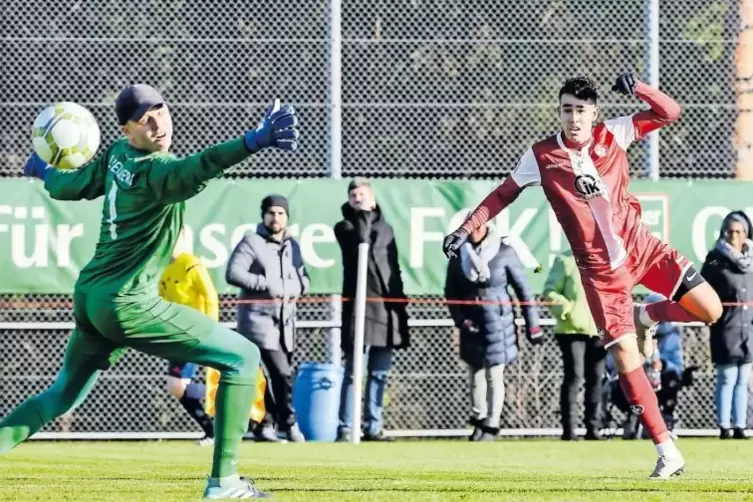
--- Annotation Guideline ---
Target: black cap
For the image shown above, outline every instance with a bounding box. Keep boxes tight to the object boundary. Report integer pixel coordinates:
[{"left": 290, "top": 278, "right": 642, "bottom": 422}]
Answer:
[
  {"left": 115, "top": 84, "right": 166, "bottom": 125},
  {"left": 261, "top": 195, "right": 289, "bottom": 217}
]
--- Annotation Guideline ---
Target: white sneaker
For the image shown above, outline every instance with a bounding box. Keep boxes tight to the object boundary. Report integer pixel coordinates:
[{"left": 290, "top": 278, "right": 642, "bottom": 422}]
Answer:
[
  {"left": 197, "top": 436, "right": 215, "bottom": 447},
  {"left": 203, "top": 476, "right": 270, "bottom": 499},
  {"left": 648, "top": 452, "right": 685, "bottom": 480},
  {"left": 634, "top": 304, "right": 656, "bottom": 358}
]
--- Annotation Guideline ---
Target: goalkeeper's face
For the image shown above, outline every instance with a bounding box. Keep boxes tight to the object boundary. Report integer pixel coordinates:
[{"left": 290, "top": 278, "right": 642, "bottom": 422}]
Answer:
[
  {"left": 122, "top": 104, "right": 173, "bottom": 153},
  {"left": 558, "top": 94, "right": 599, "bottom": 144}
]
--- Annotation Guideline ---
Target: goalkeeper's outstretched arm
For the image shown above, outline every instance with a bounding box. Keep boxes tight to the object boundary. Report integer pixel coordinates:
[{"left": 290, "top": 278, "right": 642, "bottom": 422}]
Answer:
[{"left": 146, "top": 102, "right": 299, "bottom": 204}]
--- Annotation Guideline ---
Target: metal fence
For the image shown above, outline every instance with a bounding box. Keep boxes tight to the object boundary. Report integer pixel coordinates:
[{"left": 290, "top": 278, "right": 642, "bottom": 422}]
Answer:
[
  {"left": 0, "top": 0, "right": 740, "bottom": 179},
  {"left": 0, "top": 0, "right": 745, "bottom": 437},
  {"left": 0, "top": 294, "right": 737, "bottom": 437}
]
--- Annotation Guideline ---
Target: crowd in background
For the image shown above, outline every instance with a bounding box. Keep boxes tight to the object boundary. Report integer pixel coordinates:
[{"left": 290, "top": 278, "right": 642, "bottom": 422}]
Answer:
[{"left": 168, "top": 180, "right": 753, "bottom": 442}]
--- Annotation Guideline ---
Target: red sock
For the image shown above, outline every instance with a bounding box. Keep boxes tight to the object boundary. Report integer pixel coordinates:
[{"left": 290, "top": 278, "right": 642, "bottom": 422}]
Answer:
[
  {"left": 645, "top": 300, "right": 702, "bottom": 324},
  {"left": 619, "top": 368, "right": 669, "bottom": 444}
]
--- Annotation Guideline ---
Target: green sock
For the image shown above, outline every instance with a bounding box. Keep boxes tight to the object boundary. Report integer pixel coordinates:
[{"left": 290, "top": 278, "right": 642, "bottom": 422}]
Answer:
[
  {"left": 212, "top": 374, "right": 257, "bottom": 478},
  {"left": 0, "top": 396, "right": 48, "bottom": 454},
  {"left": 0, "top": 367, "right": 100, "bottom": 455}
]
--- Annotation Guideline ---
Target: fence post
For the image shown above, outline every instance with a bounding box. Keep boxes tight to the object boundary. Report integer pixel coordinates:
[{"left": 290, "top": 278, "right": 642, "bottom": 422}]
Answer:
[
  {"left": 326, "top": 0, "right": 343, "bottom": 365},
  {"left": 646, "top": 0, "right": 660, "bottom": 181},
  {"left": 350, "top": 242, "right": 370, "bottom": 444}
]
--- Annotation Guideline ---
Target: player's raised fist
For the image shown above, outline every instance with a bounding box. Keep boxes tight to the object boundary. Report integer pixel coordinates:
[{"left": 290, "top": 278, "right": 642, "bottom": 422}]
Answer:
[
  {"left": 442, "top": 228, "right": 469, "bottom": 259},
  {"left": 244, "top": 99, "right": 300, "bottom": 153},
  {"left": 612, "top": 72, "right": 638, "bottom": 96}
]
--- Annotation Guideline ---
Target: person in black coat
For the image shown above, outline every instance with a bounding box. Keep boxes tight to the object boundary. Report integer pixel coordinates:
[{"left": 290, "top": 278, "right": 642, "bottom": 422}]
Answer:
[
  {"left": 444, "top": 222, "right": 542, "bottom": 441},
  {"left": 701, "top": 210, "right": 753, "bottom": 440},
  {"left": 334, "top": 178, "right": 409, "bottom": 442}
]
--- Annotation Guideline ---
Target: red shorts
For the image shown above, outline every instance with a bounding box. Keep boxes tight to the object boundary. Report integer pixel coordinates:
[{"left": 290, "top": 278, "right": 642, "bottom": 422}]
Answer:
[{"left": 580, "top": 233, "right": 693, "bottom": 349}]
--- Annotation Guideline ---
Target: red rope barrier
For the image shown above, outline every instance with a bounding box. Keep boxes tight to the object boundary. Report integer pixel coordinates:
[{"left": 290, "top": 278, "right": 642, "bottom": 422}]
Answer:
[{"left": 0, "top": 296, "right": 751, "bottom": 309}]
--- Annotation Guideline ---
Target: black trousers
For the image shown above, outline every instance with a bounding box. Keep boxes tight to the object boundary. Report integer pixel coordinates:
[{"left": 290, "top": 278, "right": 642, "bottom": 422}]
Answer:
[
  {"left": 556, "top": 334, "right": 607, "bottom": 433},
  {"left": 259, "top": 348, "right": 297, "bottom": 430}
]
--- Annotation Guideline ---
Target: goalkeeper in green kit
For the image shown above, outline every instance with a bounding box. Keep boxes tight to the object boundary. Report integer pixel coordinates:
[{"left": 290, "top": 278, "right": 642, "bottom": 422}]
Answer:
[{"left": 4, "top": 84, "right": 299, "bottom": 499}]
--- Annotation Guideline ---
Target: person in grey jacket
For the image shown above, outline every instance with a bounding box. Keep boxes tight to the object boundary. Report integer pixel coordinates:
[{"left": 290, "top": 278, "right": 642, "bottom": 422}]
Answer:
[
  {"left": 701, "top": 210, "right": 753, "bottom": 440},
  {"left": 226, "top": 194, "right": 310, "bottom": 442},
  {"left": 444, "top": 221, "right": 542, "bottom": 441}
]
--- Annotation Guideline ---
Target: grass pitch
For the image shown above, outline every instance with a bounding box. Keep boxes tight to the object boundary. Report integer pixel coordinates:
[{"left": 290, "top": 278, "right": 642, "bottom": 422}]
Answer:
[{"left": 1, "top": 439, "right": 752, "bottom": 501}]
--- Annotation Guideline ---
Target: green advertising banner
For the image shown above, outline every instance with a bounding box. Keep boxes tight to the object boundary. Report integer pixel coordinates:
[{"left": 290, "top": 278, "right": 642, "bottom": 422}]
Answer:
[{"left": 1, "top": 178, "right": 752, "bottom": 295}]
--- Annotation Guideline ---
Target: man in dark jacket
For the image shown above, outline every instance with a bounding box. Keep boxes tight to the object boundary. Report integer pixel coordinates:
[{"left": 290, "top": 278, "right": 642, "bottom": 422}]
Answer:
[
  {"left": 335, "top": 178, "right": 409, "bottom": 442},
  {"left": 445, "top": 222, "right": 541, "bottom": 441},
  {"left": 226, "top": 194, "right": 310, "bottom": 442},
  {"left": 701, "top": 210, "right": 753, "bottom": 440}
]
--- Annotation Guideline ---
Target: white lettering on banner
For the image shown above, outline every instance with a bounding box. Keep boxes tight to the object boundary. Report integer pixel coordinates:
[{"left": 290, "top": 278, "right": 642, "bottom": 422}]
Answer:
[
  {"left": 300, "top": 224, "right": 336, "bottom": 268},
  {"left": 7, "top": 205, "right": 47, "bottom": 268},
  {"left": 12, "top": 224, "right": 48, "bottom": 268},
  {"left": 494, "top": 208, "right": 538, "bottom": 268},
  {"left": 692, "top": 206, "right": 729, "bottom": 263},
  {"left": 410, "top": 207, "right": 445, "bottom": 268},
  {"left": 199, "top": 224, "right": 228, "bottom": 268},
  {"left": 2, "top": 206, "right": 86, "bottom": 269},
  {"left": 54, "top": 224, "right": 84, "bottom": 267},
  {"left": 187, "top": 222, "right": 339, "bottom": 270}
]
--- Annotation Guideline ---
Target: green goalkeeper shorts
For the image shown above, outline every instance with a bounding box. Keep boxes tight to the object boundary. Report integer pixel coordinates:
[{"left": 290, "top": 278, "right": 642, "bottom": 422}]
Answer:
[{"left": 70, "top": 291, "right": 234, "bottom": 370}]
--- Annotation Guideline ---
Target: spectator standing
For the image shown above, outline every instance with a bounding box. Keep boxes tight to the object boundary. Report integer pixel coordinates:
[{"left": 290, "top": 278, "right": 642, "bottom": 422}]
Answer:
[
  {"left": 445, "top": 221, "right": 542, "bottom": 441},
  {"left": 334, "top": 179, "right": 409, "bottom": 442},
  {"left": 543, "top": 250, "right": 606, "bottom": 441},
  {"left": 701, "top": 210, "right": 753, "bottom": 440},
  {"left": 226, "top": 195, "right": 310, "bottom": 442}
]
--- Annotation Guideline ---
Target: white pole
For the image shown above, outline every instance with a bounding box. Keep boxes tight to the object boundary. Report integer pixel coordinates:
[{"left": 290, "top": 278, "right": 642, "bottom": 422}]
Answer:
[
  {"left": 350, "top": 242, "right": 370, "bottom": 444},
  {"left": 647, "top": 0, "right": 660, "bottom": 181},
  {"left": 327, "top": 0, "right": 343, "bottom": 365},
  {"left": 327, "top": 0, "right": 342, "bottom": 179}
]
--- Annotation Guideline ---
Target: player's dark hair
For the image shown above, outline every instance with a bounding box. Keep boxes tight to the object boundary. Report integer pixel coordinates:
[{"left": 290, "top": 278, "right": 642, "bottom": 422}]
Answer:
[{"left": 559, "top": 77, "right": 599, "bottom": 103}]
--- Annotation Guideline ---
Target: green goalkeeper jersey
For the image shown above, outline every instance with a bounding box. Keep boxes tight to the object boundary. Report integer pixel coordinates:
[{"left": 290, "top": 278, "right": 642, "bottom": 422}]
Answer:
[{"left": 43, "top": 136, "right": 250, "bottom": 299}]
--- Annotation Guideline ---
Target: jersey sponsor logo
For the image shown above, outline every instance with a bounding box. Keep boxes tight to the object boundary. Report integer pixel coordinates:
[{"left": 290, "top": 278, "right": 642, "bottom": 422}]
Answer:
[
  {"left": 544, "top": 162, "right": 566, "bottom": 170},
  {"left": 594, "top": 144, "right": 608, "bottom": 157},
  {"left": 108, "top": 156, "right": 134, "bottom": 187},
  {"left": 574, "top": 174, "right": 606, "bottom": 200}
]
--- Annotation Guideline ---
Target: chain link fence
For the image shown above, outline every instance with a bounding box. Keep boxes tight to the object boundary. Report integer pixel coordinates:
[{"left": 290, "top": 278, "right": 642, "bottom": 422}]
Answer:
[
  {"left": 0, "top": 0, "right": 740, "bottom": 178},
  {"left": 0, "top": 0, "right": 744, "bottom": 436},
  {"left": 0, "top": 294, "right": 732, "bottom": 435}
]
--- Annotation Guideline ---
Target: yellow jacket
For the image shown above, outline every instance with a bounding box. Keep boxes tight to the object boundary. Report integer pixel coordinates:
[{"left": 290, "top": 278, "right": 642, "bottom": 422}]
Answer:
[
  {"left": 158, "top": 253, "right": 219, "bottom": 321},
  {"left": 159, "top": 252, "right": 266, "bottom": 422},
  {"left": 543, "top": 251, "right": 598, "bottom": 336}
]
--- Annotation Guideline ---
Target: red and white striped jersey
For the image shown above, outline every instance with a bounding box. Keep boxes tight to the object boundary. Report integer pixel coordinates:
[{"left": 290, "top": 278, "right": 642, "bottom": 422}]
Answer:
[
  {"left": 459, "top": 82, "right": 681, "bottom": 275},
  {"left": 514, "top": 115, "right": 651, "bottom": 273}
]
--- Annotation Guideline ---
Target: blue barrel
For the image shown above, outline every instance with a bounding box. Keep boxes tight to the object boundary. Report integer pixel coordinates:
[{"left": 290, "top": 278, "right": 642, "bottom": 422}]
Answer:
[{"left": 293, "top": 362, "right": 344, "bottom": 442}]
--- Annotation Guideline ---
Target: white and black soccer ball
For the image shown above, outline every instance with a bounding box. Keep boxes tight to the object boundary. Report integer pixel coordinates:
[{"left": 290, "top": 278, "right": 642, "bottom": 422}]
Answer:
[{"left": 31, "top": 102, "right": 101, "bottom": 169}]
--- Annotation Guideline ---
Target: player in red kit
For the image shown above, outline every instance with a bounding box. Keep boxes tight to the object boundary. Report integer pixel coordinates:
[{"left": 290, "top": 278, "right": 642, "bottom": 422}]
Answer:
[{"left": 443, "top": 73, "right": 722, "bottom": 479}]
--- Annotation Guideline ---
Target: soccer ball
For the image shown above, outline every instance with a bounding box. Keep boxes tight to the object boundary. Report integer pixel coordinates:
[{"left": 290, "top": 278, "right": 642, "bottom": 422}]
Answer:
[{"left": 31, "top": 102, "right": 101, "bottom": 170}]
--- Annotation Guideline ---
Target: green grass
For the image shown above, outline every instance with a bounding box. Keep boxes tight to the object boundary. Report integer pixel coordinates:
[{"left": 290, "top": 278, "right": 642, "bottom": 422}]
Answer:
[{"left": 1, "top": 439, "right": 753, "bottom": 501}]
